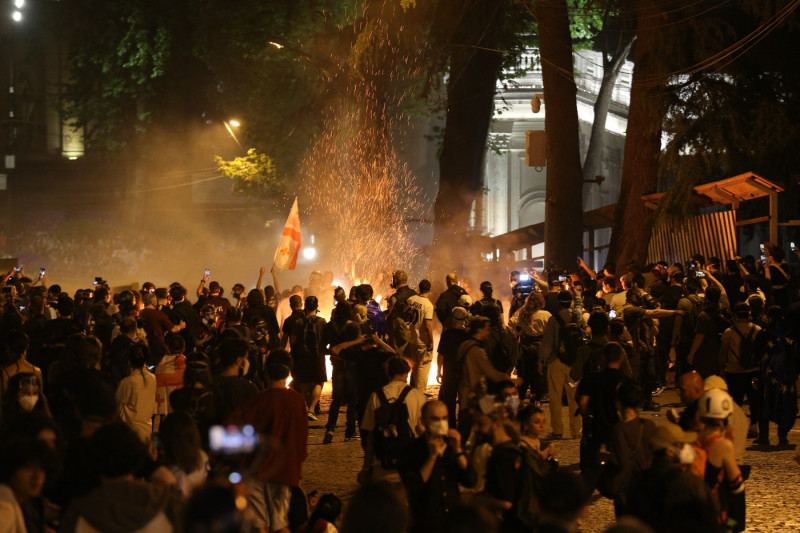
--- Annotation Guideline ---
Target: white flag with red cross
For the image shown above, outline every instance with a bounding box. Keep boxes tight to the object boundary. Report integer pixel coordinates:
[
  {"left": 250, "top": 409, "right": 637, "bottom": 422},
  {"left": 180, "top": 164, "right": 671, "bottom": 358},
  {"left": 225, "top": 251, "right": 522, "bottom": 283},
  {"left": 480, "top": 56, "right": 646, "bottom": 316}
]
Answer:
[{"left": 273, "top": 197, "right": 301, "bottom": 272}]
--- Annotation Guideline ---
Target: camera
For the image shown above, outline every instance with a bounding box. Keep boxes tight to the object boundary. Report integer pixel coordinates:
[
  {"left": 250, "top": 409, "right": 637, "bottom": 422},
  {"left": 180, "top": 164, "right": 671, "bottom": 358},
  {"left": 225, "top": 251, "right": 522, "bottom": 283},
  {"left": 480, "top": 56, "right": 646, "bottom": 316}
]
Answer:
[
  {"left": 209, "top": 425, "right": 259, "bottom": 455},
  {"left": 695, "top": 271, "right": 706, "bottom": 278},
  {"left": 205, "top": 268, "right": 211, "bottom": 278},
  {"left": 558, "top": 275, "right": 568, "bottom": 283},
  {"left": 608, "top": 309, "right": 617, "bottom": 319},
  {"left": 760, "top": 254, "right": 766, "bottom": 265},
  {"left": 40, "top": 267, "right": 46, "bottom": 277}
]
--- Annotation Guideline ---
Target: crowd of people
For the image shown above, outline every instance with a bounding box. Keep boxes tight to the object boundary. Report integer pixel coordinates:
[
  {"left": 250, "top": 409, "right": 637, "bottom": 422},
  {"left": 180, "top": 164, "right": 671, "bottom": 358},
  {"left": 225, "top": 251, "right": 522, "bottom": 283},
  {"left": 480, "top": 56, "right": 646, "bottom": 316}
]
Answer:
[{"left": 0, "top": 240, "right": 798, "bottom": 533}]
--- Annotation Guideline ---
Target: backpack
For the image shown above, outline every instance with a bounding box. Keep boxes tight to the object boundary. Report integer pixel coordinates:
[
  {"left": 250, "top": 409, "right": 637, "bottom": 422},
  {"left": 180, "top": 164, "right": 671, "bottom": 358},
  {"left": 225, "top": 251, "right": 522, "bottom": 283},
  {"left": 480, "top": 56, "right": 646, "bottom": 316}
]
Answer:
[
  {"left": 554, "top": 314, "right": 584, "bottom": 366},
  {"left": 487, "top": 325, "right": 519, "bottom": 373},
  {"left": 372, "top": 386, "right": 414, "bottom": 469},
  {"left": 387, "top": 289, "right": 415, "bottom": 347},
  {"left": 500, "top": 441, "right": 551, "bottom": 529},
  {"left": 732, "top": 325, "right": 758, "bottom": 370},
  {"left": 302, "top": 316, "right": 322, "bottom": 358}
]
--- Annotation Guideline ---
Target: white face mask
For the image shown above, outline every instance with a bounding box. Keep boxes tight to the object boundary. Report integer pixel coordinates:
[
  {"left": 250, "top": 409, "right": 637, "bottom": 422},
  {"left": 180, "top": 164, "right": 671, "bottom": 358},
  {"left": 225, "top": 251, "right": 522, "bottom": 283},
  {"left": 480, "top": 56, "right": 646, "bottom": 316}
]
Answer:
[
  {"left": 677, "top": 443, "right": 697, "bottom": 465},
  {"left": 507, "top": 395, "right": 521, "bottom": 412},
  {"left": 19, "top": 394, "right": 39, "bottom": 412},
  {"left": 427, "top": 420, "right": 449, "bottom": 437}
]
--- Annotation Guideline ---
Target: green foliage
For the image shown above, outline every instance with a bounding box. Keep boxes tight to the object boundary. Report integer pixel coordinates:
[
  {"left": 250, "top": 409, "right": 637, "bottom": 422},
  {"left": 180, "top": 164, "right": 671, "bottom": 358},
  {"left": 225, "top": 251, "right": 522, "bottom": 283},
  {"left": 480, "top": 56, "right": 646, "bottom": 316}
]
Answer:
[
  {"left": 656, "top": 0, "right": 800, "bottom": 223},
  {"left": 215, "top": 149, "right": 282, "bottom": 197}
]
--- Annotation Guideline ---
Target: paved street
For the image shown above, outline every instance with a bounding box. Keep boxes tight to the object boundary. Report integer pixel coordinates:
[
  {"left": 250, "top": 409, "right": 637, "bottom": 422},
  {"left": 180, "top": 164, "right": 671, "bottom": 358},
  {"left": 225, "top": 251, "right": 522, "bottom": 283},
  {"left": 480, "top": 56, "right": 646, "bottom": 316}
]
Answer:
[{"left": 302, "top": 384, "right": 800, "bottom": 532}]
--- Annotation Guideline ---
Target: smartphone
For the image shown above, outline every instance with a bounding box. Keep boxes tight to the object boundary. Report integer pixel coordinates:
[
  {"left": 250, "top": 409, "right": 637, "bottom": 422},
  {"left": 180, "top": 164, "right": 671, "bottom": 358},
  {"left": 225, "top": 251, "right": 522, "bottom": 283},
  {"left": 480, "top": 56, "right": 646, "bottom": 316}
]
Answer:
[
  {"left": 792, "top": 242, "right": 797, "bottom": 252},
  {"left": 204, "top": 269, "right": 211, "bottom": 278},
  {"left": 40, "top": 267, "right": 46, "bottom": 277},
  {"left": 14, "top": 267, "right": 20, "bottom": 272},
  {"left": 558, "top": 275, "right": 568, "bottom": 282},
  {"left": 209, "top": 425, "right": 259, "bottom": 455},
  {"left": 518, "top": 273, "right": 530, "bottom": 282},
  {"left": 608, "top": 309, "right": 617, "bottom": 319},
  {"left": 760, "top": 254, "right": 766, "bottom": 264},
  {"left": 760, "top": 243, "right": 765, "bottom": 253},
  {"left": 695, "top": 271, "right": 706, "bottom": 278}
]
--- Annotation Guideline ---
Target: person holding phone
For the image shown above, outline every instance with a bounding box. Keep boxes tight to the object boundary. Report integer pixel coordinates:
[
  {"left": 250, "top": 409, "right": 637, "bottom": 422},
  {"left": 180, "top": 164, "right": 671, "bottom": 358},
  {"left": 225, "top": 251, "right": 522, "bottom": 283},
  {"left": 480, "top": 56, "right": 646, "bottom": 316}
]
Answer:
[{"left": 398, "top": 400, "right": 476, "bottom": 533}]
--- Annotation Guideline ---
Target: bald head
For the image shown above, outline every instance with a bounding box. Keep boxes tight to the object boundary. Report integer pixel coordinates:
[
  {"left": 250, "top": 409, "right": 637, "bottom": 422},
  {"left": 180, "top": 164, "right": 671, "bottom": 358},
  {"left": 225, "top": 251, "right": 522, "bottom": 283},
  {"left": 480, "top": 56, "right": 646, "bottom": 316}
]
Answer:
[
  {"left": 421, "top": 400, "right": 448, "bottom": 426},
  {"left": 445, "top": 273, "right": 458, "bottom": 287},
  {"left": 679, "top": 371, "right": 704, "bottom": 404}
]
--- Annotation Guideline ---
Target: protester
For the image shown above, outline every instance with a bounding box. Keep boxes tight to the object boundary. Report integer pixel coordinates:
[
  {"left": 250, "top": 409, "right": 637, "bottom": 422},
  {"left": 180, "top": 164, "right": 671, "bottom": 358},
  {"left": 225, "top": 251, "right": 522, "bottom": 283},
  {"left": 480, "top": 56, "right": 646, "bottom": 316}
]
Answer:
[
  {"left": 116, "top": 342, "right": 157, "bottom": 443},
  {"left": 360, "top": 357, "right": 426, "bottom": 481},
  {"left": 398, "top": 400, "right": 476, "bottom": 533},
  {"left": 405, "top": 280, "right": 435, "bottom": 391},
  {"left": 540, "top": 289, "right": 584, "bottom": 440},
  {"left": 227, "top": 350, "right": 308, "bottom": 533}
]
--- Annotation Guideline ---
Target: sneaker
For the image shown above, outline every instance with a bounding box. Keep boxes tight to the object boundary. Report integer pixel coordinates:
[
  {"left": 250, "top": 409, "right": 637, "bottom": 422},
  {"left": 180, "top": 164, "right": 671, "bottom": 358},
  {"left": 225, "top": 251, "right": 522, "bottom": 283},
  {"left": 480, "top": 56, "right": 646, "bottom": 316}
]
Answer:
[
  {"left": 307, "top": 411, "right": 319, "bottom": 422},
  {"left": 652, "top": 387, "right": 664, "bottom": 397},
  {"left": 344, "top": 430, "right": 358, "bottom": 441},
  {"left": 323, "top": 431, "right": 334, "bottom": 445}
]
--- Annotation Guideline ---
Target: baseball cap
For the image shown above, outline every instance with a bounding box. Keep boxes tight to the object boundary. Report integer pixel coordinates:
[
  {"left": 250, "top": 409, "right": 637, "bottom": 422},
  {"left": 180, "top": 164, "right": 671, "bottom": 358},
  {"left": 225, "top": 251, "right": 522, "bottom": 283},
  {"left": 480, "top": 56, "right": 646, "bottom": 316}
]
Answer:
[{"left": 650, "top": 422, "right": 698, "bottom": 451}]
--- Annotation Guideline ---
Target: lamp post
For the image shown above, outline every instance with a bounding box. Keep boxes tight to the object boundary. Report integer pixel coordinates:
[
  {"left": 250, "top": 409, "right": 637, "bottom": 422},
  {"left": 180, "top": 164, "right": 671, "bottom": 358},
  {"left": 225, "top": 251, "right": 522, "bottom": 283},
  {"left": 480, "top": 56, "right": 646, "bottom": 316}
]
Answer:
[{"left": 223, "top": 119, "right": 244, "bottom": 152}]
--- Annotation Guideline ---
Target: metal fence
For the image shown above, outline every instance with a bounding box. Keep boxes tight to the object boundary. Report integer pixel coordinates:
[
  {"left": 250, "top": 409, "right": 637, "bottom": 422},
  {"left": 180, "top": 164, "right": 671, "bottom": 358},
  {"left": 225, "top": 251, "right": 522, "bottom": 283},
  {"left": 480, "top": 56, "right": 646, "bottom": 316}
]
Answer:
[{"left": 647, "top": 210, "right": 738, "bottom": 265}]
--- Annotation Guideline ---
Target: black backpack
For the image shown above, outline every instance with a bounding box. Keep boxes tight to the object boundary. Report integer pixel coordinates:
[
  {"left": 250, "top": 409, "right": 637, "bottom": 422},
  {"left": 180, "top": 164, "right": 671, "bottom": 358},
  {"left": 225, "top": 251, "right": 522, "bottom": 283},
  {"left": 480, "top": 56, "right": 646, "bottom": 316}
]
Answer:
[
  {"left": 554, "top": 314, "right": 584, "bottom": 366},
  {"left": 373, "top": 386, "right": 414, "bottom": 469},
  {"left": 497, "top": 441, "right": 550, "bottom": 530},
  {"left": 733, "top": 325, "right": 758, "bottom": 370},
  {"left": 487, "top": 325, "right": 519, "bottom": 373},
  {"left": 302, "top": 316, "right": 322, "bottom": 358}
]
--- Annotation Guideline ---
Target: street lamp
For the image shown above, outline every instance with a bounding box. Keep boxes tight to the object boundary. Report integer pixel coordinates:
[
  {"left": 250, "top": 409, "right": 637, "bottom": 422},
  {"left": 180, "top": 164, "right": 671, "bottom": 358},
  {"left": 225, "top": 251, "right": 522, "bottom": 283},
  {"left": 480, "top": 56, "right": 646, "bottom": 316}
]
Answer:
[
  {"left": 223, "top": 119, "right": 244, "bottom": 152},
  {"left": 303, "top": 235, "right": 317, "bottom": 261}
]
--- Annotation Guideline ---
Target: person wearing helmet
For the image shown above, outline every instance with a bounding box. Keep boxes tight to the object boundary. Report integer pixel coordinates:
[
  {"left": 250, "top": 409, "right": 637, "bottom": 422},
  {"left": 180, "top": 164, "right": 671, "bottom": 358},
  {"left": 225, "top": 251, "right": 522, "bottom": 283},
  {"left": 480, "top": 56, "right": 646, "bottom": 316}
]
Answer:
[{"left": 697, "top": 388, "right": 746, "bottom": 532}]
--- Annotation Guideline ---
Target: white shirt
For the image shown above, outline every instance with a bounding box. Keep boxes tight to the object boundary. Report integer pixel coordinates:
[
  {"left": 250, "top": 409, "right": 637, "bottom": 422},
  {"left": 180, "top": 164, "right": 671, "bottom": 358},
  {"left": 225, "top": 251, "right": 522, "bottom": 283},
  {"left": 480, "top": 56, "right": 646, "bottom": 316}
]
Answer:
[
  {"left": 360, "top": 380, "right": 427, "bottom": 434},
  {"left": 406, "top": 294, "right": 434, "bottom": 347},
  {"left": 0, "top": 484, "right": 27, "bottom": 533},
  {"left": 117, "top": 369, "right": 157, "bottom": 443}
]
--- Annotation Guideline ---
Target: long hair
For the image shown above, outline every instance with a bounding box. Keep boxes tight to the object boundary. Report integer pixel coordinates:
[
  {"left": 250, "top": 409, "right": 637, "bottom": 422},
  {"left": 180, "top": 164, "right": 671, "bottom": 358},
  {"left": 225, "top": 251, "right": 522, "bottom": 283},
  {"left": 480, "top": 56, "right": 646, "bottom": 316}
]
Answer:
[{"left": 159, "top": 411, "right": 204, "bottom": 474}]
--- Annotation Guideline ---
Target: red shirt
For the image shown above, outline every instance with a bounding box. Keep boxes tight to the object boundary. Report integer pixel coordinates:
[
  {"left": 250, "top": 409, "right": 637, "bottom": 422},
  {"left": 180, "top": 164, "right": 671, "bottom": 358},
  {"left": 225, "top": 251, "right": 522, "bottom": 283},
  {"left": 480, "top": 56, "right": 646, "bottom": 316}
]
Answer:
[
  {"left": 140, "top": 308, "right": 175, "bottom": 341},
  {"left": 228, "top": 387, "right": 308, "bottom": 486}
]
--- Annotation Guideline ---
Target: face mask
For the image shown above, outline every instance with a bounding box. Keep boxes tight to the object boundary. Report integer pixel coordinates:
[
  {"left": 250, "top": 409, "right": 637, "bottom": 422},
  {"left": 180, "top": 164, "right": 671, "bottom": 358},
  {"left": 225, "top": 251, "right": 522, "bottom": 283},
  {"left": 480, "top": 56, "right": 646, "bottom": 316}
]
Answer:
[
  {"left": 507, "top": 395, "right": 521, "bottom": 412},
  {"left": 427, "top": 420, "right": 449, "bottom": 437},
  {"left": 678, "top": 443, "right": 697, "bottom": 465},
  {"left": 19, "top": 394, "right": 39, "bottom": 411}
]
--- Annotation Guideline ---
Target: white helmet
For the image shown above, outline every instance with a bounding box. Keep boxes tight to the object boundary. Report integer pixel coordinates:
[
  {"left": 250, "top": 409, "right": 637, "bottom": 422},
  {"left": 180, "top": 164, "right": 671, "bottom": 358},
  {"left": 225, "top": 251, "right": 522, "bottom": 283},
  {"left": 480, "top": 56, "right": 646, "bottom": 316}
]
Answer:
[{"left": 698, "top": 388, "right": 734, "bottom": 420}]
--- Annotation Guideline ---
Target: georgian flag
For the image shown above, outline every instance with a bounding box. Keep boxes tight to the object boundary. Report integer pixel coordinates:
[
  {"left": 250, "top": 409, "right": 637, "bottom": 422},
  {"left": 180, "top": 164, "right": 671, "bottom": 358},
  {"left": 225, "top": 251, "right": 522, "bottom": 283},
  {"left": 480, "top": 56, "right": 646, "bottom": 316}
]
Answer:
[{"left": 273, "top": 197, "right": 301, "bottom": 272}]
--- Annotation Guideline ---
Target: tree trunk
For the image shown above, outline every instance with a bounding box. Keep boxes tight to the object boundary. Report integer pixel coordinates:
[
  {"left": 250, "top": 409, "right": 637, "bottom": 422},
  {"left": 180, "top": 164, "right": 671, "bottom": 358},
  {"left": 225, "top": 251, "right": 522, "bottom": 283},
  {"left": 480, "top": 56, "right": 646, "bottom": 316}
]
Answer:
[
  {"left": 608, "top": 0, "right": 665, "bottom": 269},
  {"left": 536, "top": 0, "right": 584, "bottom": 269},
  {"left": 582, "top": 33, "right": 635, "bottom": 184},
  {"left": 430, "top": 0, "right": 512, "bottom": 278}
]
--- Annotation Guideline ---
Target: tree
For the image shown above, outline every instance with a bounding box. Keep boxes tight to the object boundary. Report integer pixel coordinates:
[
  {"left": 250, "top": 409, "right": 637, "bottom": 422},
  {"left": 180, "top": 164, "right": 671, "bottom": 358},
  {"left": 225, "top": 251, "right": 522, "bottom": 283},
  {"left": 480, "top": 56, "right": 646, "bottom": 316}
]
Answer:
[
  {"left": 609, "top": 0, "right": 800, "bottom": 265},
  {"left": 428, "top": 0, "right": 533, "bottom": 277},
  {"left": 607, "top": 0, "right": 665, "bottom": 268},
  {"left": 536, "top": 0, "right": 586, "bottom": 268}
]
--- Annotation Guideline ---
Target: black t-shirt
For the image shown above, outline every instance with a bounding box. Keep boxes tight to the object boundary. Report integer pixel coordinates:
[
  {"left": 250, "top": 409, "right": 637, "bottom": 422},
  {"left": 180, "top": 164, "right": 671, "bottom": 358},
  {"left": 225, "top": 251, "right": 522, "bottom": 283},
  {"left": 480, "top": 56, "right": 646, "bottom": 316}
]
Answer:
[
  {"left": 486, "top": 442, "right": 525, "bottom": 533},
  {"left": 577, "top": 368, "right": 625, "bottom": 444},
  {"left": 212, "top": 375, "right": 258, "bottom": 424}
]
